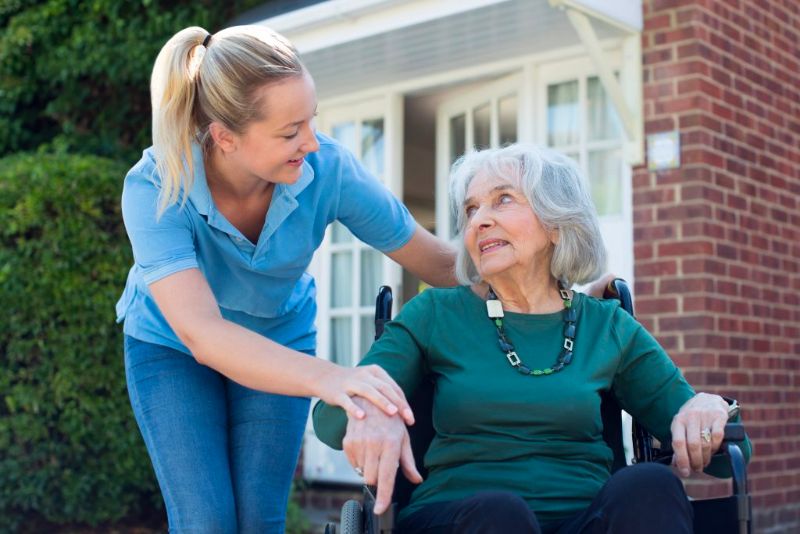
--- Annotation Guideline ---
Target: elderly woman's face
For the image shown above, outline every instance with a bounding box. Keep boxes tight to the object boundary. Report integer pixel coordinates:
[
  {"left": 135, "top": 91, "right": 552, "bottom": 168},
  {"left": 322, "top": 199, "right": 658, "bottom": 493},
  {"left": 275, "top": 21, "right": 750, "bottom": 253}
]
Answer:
[{"left": 463, "top": 171, "right": 554, "bottom": 281}]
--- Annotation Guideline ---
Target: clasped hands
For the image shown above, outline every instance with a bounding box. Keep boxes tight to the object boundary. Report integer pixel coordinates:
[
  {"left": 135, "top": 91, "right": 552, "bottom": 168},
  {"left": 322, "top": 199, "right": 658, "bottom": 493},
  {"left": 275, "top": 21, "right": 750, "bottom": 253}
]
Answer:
[{"left": 343, "top": 397, "right": 422, "bottom": 515}]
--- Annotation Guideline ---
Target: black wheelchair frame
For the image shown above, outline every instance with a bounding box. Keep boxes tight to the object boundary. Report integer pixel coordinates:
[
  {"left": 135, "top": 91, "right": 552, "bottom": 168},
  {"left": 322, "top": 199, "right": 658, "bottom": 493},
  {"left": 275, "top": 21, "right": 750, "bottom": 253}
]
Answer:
[{"left": 325, "top": 280, "right": 751, "bottom": 534}]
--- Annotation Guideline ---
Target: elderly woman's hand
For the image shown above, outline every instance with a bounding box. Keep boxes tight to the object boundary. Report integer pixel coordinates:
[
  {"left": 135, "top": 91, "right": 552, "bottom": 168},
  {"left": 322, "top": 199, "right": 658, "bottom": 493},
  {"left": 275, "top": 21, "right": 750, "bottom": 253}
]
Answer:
[
  {"left": 343, "top": 397, "right": 423, "bottom": 514},
  {"left": 670, "top": 392, "right": 730, "bottom": 477}
]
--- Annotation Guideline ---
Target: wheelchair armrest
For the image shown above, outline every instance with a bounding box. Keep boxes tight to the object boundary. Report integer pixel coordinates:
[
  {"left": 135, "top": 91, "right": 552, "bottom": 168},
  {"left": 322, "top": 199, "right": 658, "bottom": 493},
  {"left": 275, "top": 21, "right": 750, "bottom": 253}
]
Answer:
[
  {"left": 719, "top": 423, "right": 748, "bottom": 499},
  {"left": 649, "top": 422, "right": 748, "bottom": 493},
  {"left": 722, "top": 422, "right": 746, "bottom": 442}
]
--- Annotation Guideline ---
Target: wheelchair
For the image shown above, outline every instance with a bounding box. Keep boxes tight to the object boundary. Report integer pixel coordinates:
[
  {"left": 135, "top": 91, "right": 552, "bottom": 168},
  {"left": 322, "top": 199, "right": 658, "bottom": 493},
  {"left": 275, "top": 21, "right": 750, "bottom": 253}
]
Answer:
[{"left": 324, "top": 279, "right": 751, "bottom": 534}]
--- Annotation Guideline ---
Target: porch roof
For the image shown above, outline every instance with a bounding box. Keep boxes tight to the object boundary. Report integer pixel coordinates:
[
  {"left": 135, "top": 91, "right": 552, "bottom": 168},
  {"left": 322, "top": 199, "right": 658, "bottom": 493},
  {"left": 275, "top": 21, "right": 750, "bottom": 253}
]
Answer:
[{"left": 243, "top": 0, "right": 637, "bottom": 100}]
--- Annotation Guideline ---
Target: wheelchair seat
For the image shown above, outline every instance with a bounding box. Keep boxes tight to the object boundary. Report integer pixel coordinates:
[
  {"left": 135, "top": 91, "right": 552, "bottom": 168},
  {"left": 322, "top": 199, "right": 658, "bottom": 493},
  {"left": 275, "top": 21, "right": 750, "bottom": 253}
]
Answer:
[{"left": 325, "top": 280, "right": 751, "bottom": 534}]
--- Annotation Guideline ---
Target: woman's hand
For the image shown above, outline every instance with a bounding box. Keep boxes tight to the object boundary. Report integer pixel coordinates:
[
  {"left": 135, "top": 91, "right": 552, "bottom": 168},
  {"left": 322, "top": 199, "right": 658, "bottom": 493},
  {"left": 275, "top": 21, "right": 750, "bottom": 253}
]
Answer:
[
  {"left": 316, "top": 364, "right": 416, "bottom": 425},
  {"left": 670, "top": 392, "right": 729, "bottom": 477},
  {"left": 586, "top": 273, "right": 617, "bottom": 298},
  {"left": 343, "top": 397, "right": 423, "bottom": 515}
]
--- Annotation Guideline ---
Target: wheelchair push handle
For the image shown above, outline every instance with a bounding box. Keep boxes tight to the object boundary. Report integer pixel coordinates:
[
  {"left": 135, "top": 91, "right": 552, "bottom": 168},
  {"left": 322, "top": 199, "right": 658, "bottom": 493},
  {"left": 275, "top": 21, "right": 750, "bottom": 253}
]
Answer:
[
  {"left": 603, "top": 278, "right": 635, "bottom": 317},
  {"left": 375, "top": 286, "right": 393, "bottom": 340}
]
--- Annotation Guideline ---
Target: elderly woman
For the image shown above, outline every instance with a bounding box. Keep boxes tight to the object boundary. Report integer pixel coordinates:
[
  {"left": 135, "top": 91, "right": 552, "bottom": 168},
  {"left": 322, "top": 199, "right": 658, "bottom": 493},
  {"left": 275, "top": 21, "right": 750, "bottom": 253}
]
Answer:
[{"left": 313, "top": 144, "right": 749, "bottom": 534}]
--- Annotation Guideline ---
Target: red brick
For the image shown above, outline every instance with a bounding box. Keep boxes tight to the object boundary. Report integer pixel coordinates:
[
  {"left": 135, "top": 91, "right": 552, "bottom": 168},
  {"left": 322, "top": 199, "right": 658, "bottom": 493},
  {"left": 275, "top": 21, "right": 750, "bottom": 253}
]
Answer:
[
  {"left": 636, "top": 1, "right": 799, "bottom": 529},
  {"left": 657, "top": 240, "right": 714, "bottom": 256}
]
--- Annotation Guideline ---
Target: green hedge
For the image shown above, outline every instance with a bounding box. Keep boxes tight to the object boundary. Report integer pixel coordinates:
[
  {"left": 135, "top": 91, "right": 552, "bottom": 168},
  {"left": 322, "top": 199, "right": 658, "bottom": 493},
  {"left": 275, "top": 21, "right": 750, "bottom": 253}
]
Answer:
[
  {"left": 0, "top": 153, "right": 312, "bottom": 532},
  {"left": 0, "top": 153, "right": 158, "bottom": 529},
  {"left": 0, "top": 0, "right": 263, "bottom": 162}
]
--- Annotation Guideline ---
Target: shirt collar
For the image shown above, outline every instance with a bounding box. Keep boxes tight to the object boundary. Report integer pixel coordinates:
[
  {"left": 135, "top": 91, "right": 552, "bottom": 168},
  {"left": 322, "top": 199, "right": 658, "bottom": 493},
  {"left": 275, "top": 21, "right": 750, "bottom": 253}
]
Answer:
[
  {"left": 187, "top": 144, "right": 316, "bottom": 212},
  {"left": 279, "top": 158, "right": 315, "bottom": 198}
]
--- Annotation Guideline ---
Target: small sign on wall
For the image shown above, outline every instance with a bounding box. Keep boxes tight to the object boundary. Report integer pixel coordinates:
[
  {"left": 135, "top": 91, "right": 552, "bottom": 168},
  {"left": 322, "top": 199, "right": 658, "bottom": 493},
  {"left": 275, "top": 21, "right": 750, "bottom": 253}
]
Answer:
[{"left": 647, "top": 131, "right": 680, "bottom": 171}]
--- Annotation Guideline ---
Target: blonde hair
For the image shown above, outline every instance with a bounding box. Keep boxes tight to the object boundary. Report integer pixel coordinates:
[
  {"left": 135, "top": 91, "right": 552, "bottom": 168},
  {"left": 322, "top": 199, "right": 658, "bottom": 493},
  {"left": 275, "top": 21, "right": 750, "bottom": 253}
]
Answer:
[
  {"left": 150, "top": 25, "right": 304, "bottom": 216},
  {"left": 449, "top": 144, "right": 607, "bottom": 287}
]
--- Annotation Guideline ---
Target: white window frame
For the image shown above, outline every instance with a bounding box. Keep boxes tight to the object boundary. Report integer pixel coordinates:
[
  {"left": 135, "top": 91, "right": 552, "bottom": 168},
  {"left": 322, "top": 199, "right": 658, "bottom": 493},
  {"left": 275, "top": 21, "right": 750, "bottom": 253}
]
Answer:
[{"left": 536, "top": 55, "right": 634, "bottom": 287}]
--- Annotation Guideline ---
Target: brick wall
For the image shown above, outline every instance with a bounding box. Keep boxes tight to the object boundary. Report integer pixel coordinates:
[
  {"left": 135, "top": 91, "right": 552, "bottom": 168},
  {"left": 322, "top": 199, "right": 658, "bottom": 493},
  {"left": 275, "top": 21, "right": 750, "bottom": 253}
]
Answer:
[{"left": 637, "top": 0, "right": 800, "bottom": 531}]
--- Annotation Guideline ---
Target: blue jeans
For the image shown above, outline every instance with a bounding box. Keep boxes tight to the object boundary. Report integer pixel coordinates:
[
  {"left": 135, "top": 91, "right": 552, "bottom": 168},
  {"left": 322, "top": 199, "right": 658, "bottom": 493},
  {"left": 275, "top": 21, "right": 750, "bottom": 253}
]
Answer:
[{"left": 124, "top": 336, "right": 311, "bottom": 533}]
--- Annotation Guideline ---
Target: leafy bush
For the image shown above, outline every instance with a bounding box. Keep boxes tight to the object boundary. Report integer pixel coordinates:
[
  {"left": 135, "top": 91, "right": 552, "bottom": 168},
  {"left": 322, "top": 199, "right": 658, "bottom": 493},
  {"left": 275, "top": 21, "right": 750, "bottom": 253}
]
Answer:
[
  {"left": 0, "top": 152, "right": 157, "bottom": 528},
  {"left": 0, "top": 0, "right": 262, "bottom": 161},
  {"left": 0, "top": 152, "right": 313, "bottom": 532}
]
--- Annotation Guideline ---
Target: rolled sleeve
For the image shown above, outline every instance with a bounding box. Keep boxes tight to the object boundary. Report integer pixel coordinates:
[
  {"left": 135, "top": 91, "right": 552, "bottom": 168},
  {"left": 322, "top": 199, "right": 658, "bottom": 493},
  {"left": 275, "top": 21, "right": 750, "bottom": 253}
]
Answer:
[{"left": 121, "top": 173, "right": 198, "bottom": 285}]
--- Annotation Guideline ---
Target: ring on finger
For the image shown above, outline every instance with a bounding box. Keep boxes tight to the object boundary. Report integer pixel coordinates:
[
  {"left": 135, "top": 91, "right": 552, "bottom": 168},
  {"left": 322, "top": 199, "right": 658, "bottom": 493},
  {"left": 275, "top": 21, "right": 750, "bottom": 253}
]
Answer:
[
  {"left": 700, "top": 427, "right": 712, "bottom": 444},
  {"left": 354, "top": 466, "right": 364, "bottom": 477}
]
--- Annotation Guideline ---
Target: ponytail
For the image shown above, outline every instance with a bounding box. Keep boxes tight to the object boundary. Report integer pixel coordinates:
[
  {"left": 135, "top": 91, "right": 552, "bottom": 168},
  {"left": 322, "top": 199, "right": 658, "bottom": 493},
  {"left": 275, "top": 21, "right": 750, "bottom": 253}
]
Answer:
[
  {"left": 149, "top": 24, "right": 304, "bottom": 218},
  {"left": 150, "top": 26, "right": 207, "bottom": 217}
]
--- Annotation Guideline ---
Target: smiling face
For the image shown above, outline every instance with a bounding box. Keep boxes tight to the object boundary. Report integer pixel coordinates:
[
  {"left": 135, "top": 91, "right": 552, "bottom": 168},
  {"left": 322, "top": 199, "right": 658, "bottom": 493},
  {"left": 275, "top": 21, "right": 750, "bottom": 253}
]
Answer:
[
  {"left": 222, "top": 70, "right": 320, "bottom": 185},
  {"left": 462, "top": 171, "right": 555, "bottom": 284}
]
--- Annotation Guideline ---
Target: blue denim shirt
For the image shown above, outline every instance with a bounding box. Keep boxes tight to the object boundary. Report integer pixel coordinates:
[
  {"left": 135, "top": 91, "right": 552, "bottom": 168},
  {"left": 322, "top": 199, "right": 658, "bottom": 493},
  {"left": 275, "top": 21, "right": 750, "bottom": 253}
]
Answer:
[{"left": 116, "top": 133, "right": 415, "bottom": 354}]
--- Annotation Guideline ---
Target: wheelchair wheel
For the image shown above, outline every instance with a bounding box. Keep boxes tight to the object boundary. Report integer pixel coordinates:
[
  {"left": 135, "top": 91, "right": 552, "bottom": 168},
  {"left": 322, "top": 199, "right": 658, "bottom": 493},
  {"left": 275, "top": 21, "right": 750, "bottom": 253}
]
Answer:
[{"left": 340, "top": 499, "right": 364, "bottom": 534}]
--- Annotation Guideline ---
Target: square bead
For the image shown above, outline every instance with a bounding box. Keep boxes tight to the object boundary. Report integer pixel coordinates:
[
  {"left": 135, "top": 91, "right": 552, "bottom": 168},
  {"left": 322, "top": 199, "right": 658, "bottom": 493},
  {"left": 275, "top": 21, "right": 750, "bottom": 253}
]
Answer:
[{"left": 486, "top": 299, "right": 504, "bottom": 318}]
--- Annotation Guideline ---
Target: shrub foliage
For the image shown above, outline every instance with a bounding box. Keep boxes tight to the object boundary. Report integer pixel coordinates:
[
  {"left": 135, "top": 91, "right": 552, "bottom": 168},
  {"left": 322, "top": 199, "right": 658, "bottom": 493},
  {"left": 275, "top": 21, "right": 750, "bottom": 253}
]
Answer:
[
  {"left": 0, "top": 153, "right": 156, "bottom": 527},
  {"left": 0, "top": 0, "right": 258, "bottom": 161}
]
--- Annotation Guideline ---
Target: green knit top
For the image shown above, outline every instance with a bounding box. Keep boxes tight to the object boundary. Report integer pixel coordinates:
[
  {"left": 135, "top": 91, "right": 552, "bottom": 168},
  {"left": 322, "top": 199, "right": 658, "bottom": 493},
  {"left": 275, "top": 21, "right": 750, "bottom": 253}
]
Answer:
[{"left": 313, "top": 286, "right": 748, "bottom": 525}]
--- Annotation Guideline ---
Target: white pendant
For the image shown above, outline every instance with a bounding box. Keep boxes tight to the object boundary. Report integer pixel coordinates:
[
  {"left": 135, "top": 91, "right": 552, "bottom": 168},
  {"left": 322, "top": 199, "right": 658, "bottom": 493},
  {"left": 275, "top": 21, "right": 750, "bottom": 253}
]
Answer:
[{"left": 486, "top": 299, "right": 504, "bottom": 318}]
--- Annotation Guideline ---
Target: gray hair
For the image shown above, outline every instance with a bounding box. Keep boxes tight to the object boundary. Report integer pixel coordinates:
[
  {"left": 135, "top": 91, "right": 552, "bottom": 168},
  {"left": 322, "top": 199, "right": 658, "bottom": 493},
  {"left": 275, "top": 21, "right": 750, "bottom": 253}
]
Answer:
[{"left": 448, "top": 143, "right": 606, "bottom": 287}]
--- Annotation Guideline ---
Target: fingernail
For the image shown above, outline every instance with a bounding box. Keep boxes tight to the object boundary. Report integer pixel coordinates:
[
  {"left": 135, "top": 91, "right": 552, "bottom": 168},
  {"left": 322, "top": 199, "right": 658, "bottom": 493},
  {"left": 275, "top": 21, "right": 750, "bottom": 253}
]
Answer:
[
  {"left": 404, "top": 408, "right": 415, "bottom": 422},
  {"left": 680, "top": 468, "right": 690, "bottom": 477},
  {"left": 387, "top": 404, "right": 398, "bottom": 414},
  {"left": 356, "top": 409, "right": 365, "bottom": 419}
]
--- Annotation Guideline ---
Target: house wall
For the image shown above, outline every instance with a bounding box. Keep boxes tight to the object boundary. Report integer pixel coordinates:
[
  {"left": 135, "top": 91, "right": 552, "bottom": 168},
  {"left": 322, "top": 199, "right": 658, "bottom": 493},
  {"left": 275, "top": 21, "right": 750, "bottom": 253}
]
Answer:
[{"left": 637, "top": 1, "right": 800, "bottom": 532}]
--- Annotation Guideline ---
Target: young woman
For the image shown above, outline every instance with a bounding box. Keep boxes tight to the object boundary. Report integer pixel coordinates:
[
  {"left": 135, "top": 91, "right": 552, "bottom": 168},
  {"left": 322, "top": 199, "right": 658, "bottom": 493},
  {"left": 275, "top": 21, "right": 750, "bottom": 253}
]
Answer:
[{"left": 116, "top": 25, "right": 456, "bottom": 533}]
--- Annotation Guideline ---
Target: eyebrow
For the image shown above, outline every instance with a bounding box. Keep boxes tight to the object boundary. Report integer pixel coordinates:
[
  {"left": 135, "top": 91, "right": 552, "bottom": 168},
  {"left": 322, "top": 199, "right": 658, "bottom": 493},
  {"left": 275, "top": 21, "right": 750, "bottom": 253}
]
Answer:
[
  {"left": 463, "top": 184, "right": 516, "bottom": 207},
  {"left": 279, "top": 106, "right": 318, "bottom": 130}
]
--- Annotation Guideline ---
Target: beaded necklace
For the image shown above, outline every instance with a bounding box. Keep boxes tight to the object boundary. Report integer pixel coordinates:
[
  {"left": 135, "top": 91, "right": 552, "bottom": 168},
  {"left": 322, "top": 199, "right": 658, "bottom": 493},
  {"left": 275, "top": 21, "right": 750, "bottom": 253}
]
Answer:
[{"left": 485, "top": 282, "right": 576, "bottom": 376}]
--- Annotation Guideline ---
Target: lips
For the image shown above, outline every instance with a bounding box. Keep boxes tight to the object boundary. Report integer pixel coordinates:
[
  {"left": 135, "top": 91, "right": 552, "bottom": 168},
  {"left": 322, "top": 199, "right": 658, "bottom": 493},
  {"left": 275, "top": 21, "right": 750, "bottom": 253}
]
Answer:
[
  {"left": 478, "top": 239, "right": 509, "bottom": 253},
  {"left": 287, "top": 157, "right": 304, "bottom": 167}
]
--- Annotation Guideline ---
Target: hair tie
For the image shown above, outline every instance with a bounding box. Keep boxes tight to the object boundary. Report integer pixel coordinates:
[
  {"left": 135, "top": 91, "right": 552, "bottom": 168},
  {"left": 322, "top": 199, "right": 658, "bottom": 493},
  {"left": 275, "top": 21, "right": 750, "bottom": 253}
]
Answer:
[{"left": 202, "top": 34, "right": 212, "bottom": 47}]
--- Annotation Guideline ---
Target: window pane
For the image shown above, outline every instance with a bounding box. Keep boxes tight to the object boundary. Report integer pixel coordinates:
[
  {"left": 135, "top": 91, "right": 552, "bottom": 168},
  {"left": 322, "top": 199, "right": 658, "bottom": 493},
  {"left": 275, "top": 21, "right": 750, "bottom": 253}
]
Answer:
[
  {"left": 498, "top": 94, "right": 518, "bottom": 145},
  {"left": 449, "top": 113, "right": 466, "bottom": 165},
  {"left": 361, "top": 118, "right": 384, "bottom": 177},
  {"left": 587, "top": 77, "right": 622, "bottom": 141},
  {"left": 588, "top": 149, "right": 622, "bottom": 216},
  {"left": 331, "top": 251, "right": 353, "bottom": 307},
  {"left": 331, "top": 121, "right": 357, "bottom": 153},
  {"left": 547, "top": 81, "right": 579, "bottom": 147},
  {"left": 360, "top": 248, "right": 382, "bottom": 306},
  {"left": 473, "top": 103, "right": 491, "bottom": 150},
  {"left": 360, "top": 314, "right": 375, "bottom": 356},
  {"left": 330, "top": 317, "right": 352, "bottom": 365},
  {"left": 331, "top": 221, "right": 353, "bottom": 244}
]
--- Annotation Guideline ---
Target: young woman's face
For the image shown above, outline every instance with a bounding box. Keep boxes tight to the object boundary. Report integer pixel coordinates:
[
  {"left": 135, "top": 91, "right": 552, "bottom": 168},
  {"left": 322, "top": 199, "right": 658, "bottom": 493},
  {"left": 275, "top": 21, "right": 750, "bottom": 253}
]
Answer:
[
  {"left": 462, "top": 171, "right": 554, "bottom": 282},
  {"left": 231, "top": 71, "right": 320, "bottom": 184}
]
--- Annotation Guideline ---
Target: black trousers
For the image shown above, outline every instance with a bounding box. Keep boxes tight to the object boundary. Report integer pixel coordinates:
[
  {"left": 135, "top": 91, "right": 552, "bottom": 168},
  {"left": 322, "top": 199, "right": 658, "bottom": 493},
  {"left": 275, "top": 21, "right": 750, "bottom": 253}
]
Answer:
[{"left": 397, "top": 463, "right": 693, "bottom": 534}]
